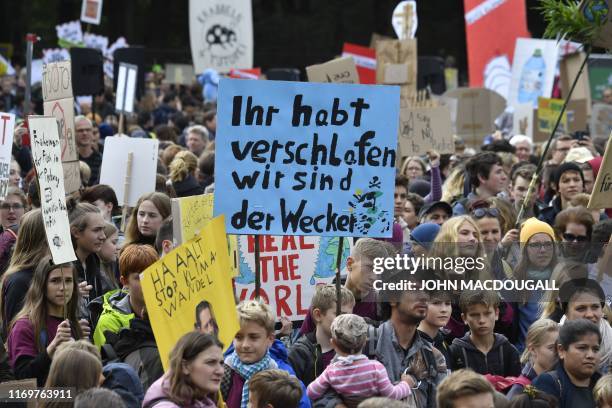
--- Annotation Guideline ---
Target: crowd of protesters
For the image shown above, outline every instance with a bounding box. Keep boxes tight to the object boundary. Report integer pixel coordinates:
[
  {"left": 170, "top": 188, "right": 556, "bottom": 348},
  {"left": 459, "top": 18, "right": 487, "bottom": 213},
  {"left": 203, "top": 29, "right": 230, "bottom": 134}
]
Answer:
[{"left": 2, "top": 60, "right": 612, "bottom": 408}]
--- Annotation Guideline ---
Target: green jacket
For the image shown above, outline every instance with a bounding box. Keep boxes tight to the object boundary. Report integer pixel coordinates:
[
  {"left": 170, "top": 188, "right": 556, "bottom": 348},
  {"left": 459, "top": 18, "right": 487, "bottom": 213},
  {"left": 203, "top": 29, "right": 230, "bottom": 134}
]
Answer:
[{"left": 93, "top": 289, "right": 135, "bottom": 347}]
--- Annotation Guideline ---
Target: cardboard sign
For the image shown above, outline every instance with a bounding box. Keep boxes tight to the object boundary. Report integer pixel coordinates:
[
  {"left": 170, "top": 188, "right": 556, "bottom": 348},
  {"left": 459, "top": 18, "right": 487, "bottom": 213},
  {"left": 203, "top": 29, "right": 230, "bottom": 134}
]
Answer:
[
  {"left": 591, "top": 103, "right": 612, "bottom": 139},
  {"left": 509, "top": 38, "right": 559, "bottom": 109},
  {"left": 42, "top": 61, "right": 80, "bottom": 194},
  {"left": 512, "top": 103, "right": 535, "bottom": 140},
  {"left": 588, "top": 131, "right": 612, "bottom": 210},
  {"left": 164, "top": 63, "right": 195, "bottom": 85},
  {"left": 306, "top": 57, "right": 359, "bottom": 84},
  {"left": 29, "top": 116, "right": 77, "bottom": 265},
  {"left": 464, "top": 0, "right": 529, "bottom": 88},
  {"left": 534, "top": 98, "right": 589, "bottom": 142},
  {"left": 398, "top": 106, "right": 454, "bottom": 155},
  {"left": 99, "top": 136, "right": 158, "bottom": 207},
  {"left": 443, "top": 87, "right": 506, "bottom": 146},
  {"left": 81, "top": 0, "right": 103, "bottom": 25},
  {"left": 189, "top": 0, "right": 253, "bottom": 73},
  {"left": 588, "top": 54, "right": 612, "bottom": 101},
  {"left": 560, "top": 52, "right": 592, "bottom": 114},
  {"left": 214, "top": 79, "right": 400, "bottom": 237},
  {"left": 141, "top": 216, "right": 239, "bottom": 370},
  {"left": 392, "top": 1, "right": 418, "bottom": 39},
  {"left": 0, "top": 113, "right": 15, "bottom": 199},
  {"left": 55, "top": 20, "right": 84, "bottom": 48},
  {"left": 235, "top": 235, "right": 351, "bottom": 321},
  {"left": 342, "top": 43, "right": 376, "bottom": 85},
  {"left": 115, "top": 63, "right": 137, "bottom": 114},
  {"left": 42, "top": 61, "right": 73, "bottom": 101},
  {"left": 171, "top": 193, "right": 239, "bottom": 277},
  {"left": 376, "top": 39, "right": 417, "bottom": 93}
]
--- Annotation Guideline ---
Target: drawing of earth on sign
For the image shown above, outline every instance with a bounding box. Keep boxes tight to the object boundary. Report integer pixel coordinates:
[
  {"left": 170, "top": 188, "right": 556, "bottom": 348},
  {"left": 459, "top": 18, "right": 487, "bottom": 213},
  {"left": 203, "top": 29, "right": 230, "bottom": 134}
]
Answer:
[{"left": 235, "top": 236, "right": 351, "bottom": 286}]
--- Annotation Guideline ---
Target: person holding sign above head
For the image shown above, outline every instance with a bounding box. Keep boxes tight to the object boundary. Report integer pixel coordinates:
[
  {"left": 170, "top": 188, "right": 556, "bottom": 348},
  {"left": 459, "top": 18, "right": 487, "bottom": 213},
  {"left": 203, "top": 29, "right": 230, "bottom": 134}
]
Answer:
[
  {"left": 75, "top": 116, "right": 103, "bottom": 186},
  {"left": 221, "top": 300, "right": 311, "bottom": 408},
  {"left": 7, "top": 255, "right": 85, "bottom": 386},
  {"left": 68, "top": 200, "right": 118, "bottom": 319},
  {"left": 125, "top": 192, "right": 171, "bottom": 248},
  {"left": 142, "top": 332, "right": 224, "bottom": 408},
  {"left": 93, "top": 244, "right": 159, "bottom": 347}
]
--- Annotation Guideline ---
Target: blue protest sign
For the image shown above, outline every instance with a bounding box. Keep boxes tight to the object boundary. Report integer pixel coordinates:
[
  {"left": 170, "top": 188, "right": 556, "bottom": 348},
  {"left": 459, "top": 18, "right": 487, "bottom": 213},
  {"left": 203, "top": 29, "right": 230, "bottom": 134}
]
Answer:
[{"left": 214, "top": 79, "right": 400, "bottom": 237}]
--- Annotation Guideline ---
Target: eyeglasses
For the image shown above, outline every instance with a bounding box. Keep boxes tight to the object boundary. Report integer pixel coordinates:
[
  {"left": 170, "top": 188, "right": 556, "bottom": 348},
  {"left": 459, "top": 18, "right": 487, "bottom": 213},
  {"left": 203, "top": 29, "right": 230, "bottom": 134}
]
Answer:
[
  {"left": 527, "top": 242, "right": 554, "bottom": 250},
  {"left": 471, "top": 208, "right": 500, "bottom": 219},
  {"left": 563, "top": 232, "right": 589, "bottom": 242},
  {"left": 0, "top": 203, "right": 24, "bottom": 211}
]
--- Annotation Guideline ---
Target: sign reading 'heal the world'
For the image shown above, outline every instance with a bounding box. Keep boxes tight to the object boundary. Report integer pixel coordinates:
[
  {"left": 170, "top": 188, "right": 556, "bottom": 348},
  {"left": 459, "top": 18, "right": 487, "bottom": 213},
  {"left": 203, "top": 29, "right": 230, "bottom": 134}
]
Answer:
[{"left": 214, "top": 79, "right": 399, "bottom": 237}]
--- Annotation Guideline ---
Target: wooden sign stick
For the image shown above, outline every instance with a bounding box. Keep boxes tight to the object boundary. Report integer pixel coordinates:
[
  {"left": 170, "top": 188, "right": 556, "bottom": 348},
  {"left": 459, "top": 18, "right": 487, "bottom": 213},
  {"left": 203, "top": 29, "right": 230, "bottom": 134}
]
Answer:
[{"left": 120, "top": 152, "right": 134, "bottom": 232}]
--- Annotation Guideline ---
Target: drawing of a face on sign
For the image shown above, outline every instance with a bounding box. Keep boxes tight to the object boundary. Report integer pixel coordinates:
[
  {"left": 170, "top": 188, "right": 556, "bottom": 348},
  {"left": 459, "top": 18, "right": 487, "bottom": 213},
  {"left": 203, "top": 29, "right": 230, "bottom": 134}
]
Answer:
[{"left": 196, "top": 5, "right": 246, "bottom": 69}]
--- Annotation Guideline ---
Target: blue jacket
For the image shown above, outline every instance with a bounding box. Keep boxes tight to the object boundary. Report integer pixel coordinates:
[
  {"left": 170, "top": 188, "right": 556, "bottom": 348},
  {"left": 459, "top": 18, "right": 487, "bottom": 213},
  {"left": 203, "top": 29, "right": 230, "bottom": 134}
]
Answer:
[{"left": 224, "top": 339, "right": 311, "bottom": 408}]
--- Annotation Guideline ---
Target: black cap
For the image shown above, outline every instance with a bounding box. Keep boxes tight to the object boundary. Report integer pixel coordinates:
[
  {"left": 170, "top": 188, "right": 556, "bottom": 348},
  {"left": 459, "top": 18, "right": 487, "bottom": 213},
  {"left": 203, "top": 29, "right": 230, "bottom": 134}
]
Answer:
[{"left": 418, "top": 201, "right": 453, "bottom": 219}]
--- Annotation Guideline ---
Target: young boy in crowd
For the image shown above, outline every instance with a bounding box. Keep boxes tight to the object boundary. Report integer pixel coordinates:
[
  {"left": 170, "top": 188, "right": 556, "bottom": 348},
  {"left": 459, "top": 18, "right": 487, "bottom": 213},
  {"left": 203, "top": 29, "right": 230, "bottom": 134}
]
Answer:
[
  {"left": 93, "top": 244, "right": 158, "bottom": 346},
  {"left": 248, "top": 369, "right": 303, "bottom": 408},
  {"left": 221, "top": 300, "right": 310, "bottom": 408},
  {"left": 307, "top": 314, "right": 414, "bottom": 406},
  {"left": 448, "top": 291, "right": 521, "bottom": 376},
  {"left": 436, "top": 369, "right": 496, "bottom": 408},
  {"left": 418, "top": 291, "right": 452, "bottom": 366},
  {"left": 289, "top": 284, "right": 355, "bottom": 386}
]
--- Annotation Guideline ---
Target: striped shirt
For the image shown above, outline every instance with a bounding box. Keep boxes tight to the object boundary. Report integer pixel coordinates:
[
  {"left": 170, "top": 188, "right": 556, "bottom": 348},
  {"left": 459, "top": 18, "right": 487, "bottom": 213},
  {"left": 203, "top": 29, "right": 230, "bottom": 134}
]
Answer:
[{"left": 306, "top": 354, "right": 411, "bottom": 401}]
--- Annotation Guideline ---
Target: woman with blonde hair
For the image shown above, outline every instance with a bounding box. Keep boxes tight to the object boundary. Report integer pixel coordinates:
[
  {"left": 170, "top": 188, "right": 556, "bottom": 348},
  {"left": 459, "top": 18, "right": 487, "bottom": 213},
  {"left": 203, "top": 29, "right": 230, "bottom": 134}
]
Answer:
[
  {"left": 142, "top": 331, "right": 224, "bottom": 408},
  {"left": 507, "top": 319, "right": 559, "bottom": 399},
  {"left": 400, "top": 156, "right": 427, "bottom": 180},
  {"left": 168, "top": 150, "right": 204, "bottom": 197},
  {"left": 441, "top": 164, "right": 466, "bottom": 203},
  {"left": 125, "top": 192, "right": 171, "bottom": 247},
  {"left": 1, "top": 209, "right": 49, "bottom": 337},
  {"left": 41, "top": 348, "right": 103, "bottom": 408}
]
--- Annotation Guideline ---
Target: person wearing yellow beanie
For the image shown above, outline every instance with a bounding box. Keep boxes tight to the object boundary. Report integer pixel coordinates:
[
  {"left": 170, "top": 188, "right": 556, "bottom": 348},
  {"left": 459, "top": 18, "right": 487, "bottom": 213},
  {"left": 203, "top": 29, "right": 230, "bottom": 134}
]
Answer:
[{"left": 514, "top": 217, "right": 557, "bottom": 351}]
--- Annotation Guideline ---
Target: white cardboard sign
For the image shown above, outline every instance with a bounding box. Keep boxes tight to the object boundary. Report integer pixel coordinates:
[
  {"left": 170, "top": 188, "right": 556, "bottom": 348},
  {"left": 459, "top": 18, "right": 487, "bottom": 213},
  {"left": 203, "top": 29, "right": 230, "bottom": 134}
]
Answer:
[
  {"left": 80, "top": 0, "right": 103, "bottom": 25},
  {"left": 0, "top": 113, "right": 15, "bottom": 199},
  {"left": 99, "top": 136, "right": 159, "bottom": 207},
  {"left": 29, "top": 116, "right": 77, "bottom": 265},
  {"left": 115, "top": 63, "right": 138, "bottom": 114}
]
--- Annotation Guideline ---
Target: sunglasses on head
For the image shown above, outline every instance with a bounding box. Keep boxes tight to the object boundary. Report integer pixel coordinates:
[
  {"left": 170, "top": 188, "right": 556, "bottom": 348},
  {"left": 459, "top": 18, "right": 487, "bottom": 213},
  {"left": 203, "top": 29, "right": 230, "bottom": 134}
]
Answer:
[
  {"left": 562, "top": 232, "right": 589, "bottom": 242},
  {"left": 471, "top": 208, "right": 500, "bottom": 219}
]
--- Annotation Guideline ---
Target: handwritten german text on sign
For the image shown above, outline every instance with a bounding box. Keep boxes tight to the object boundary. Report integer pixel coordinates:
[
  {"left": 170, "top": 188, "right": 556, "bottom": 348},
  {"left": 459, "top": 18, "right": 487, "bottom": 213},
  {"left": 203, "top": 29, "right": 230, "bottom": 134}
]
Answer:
[
  {"left": 588, "top": 131, "right": 612, "bottom": 210},
  {"left": 235, "top": 235, "right": 351, "bottom": 321},
  {"left": 306, "top": 57, "right": 359, "bottom": 84},
  {"left": 399, "top": 106, "right": 454, "bottom": 155},
  {"left": 29, "top": 116, "right": 77, "bottom": 265},
  {"left": 214, "top": 79, "right": 399, "bottom": 237},
  {"left": 141, "top": 216, "right": 239, "bottom": 370},
  {"left": 0, "top": 113, "right": 15, "bottom": 199}
]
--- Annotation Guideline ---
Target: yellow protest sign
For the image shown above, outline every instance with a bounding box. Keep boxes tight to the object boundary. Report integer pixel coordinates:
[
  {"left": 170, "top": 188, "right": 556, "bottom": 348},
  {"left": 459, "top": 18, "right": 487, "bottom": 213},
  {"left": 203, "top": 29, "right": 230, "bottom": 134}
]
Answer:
[
  {"left": 537, "top": 97, "right": 568, "bottom": 133},
  {"left": 141, "top": 215, "right": 239, "bottom": 370},
  {"left": 172, "top": 193, "right": 239, "bottom": 277}
]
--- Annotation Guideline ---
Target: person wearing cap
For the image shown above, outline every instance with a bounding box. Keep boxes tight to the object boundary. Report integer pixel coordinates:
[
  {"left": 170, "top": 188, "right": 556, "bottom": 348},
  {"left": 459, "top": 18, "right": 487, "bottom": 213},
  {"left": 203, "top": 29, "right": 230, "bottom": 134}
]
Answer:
[
  {"left": 512, "top": 218, "right": 557, "bottom": 351},
  {"left": 419, "top": 201, "right": 452, "bottom": 226},
  {"left": 408, "top": 223, "right": 441, "bottom": 257},
  {"left": 538, "top": 162, "right": 585, "bottom": 225}
]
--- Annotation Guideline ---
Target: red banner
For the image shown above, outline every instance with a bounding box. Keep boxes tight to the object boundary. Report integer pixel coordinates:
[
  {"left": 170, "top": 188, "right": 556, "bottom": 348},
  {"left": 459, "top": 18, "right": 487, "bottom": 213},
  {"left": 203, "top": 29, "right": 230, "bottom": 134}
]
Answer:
[
  {"left": 464, "top": 0, "right": 529, "bottom": 87},
  {"left": 341, "top": 43, "right": 376, "bottom": 84}
]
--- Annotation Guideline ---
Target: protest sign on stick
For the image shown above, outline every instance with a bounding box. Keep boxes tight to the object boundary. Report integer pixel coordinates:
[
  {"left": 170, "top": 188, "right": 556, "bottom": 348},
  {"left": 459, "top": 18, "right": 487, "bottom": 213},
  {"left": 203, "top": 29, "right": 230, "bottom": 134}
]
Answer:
[
  {"left": 588, "top": 131, "right": 612, "bottom": 210},
  {"left": 0, "top": 113, "right": 15, "bottom": 199},
  {"left": 141, "top": 216, "right": 239, "bottom": 370},
  {"left": 171, "top": 193, "right": 239, "bottom": 277},
  {"left": 306, "top": 57, "right": 359, "bottom": 84},
  {"left": 115, "top": 62, "right": 138, "bottom": 134},
  {"left": 29, "top": 116, "right": 77, "bottom": 265},
  {"left": 213, "top": 78, "right": 400, "bottom": 238},
  {"left": 398, "top": 96, "right": 454, "bottom": 155},
  {"left": 591, "top": 103, "right": 612, "bottom": 139},
  {"left": 375, "top": 39, "right": 417, "bottom": 94},
  {"left": 99, "top": 136, "right": 158, "bottom": 207},
  {"left": 81, "top": 0, "right": 103, "bottom": 25},
  {"left": 42, "top": 60, "right": 80, "bottom": 193},
  {"left": 164, "top": 63, "right": 195, "bottom": 85},
  {"left": 234, "top": 234, "right": 351, "bottom": 321}
]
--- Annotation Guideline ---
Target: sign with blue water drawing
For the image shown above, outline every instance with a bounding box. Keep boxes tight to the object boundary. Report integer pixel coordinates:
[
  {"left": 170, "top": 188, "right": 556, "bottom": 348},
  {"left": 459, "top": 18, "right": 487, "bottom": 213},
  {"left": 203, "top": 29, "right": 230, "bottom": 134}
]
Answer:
[{"left": 214, "top": 78, "right": 400, "bottom": 237}]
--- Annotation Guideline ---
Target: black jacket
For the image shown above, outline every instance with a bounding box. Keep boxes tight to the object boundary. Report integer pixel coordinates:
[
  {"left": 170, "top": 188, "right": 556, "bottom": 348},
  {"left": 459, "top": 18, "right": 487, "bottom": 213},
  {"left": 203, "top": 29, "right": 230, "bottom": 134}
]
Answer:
[
  {"left": 449, "top": 332, "right": 521, "bottom": 377},
  {"left": 288, "top": 331, "right": 328, "bottom": 387},
  {"left": 419, "top": 329, "right": 451, "bottom": 368},
  {"left": 172, "top": 174, "right": 204, "bottom": 198}
]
